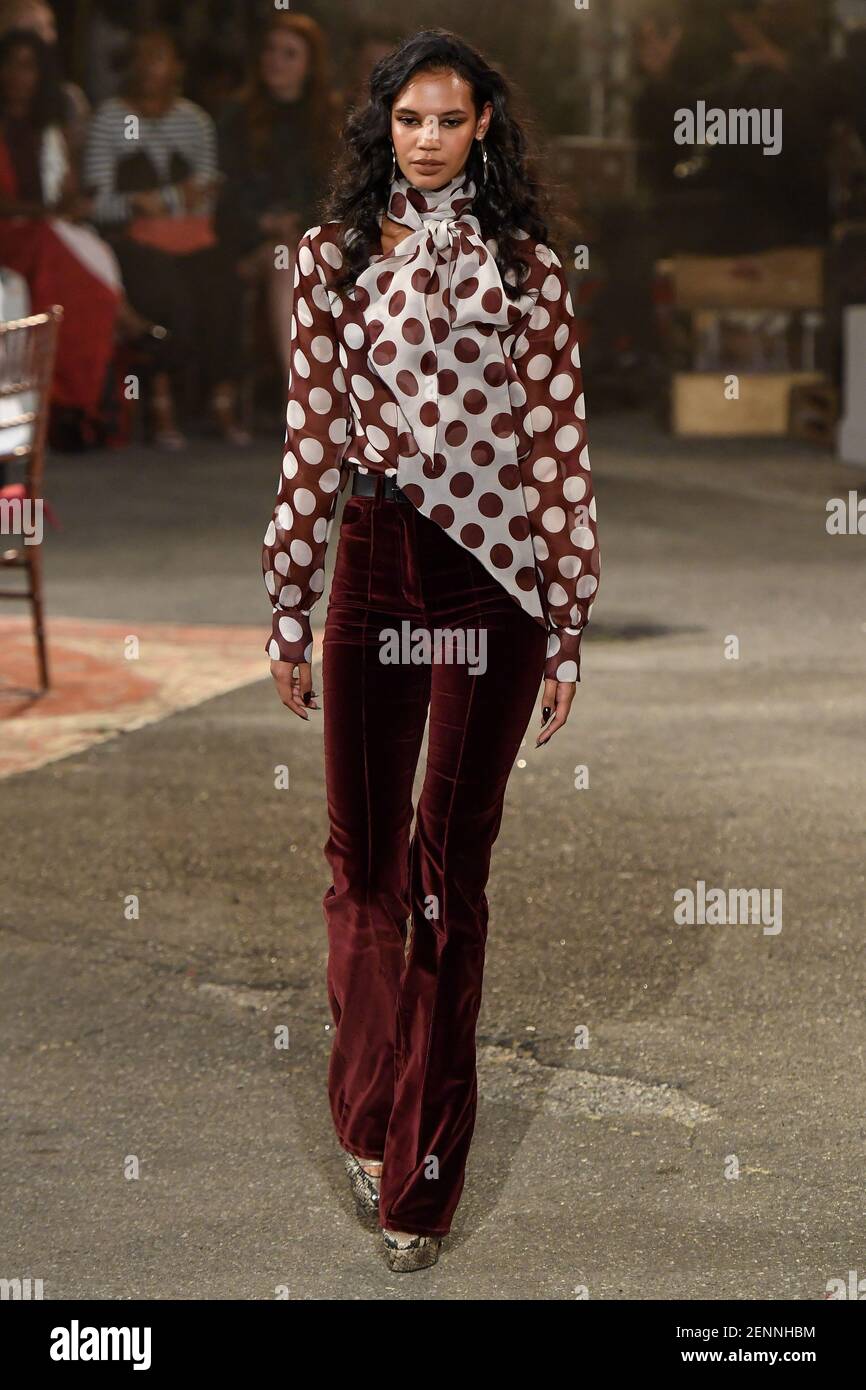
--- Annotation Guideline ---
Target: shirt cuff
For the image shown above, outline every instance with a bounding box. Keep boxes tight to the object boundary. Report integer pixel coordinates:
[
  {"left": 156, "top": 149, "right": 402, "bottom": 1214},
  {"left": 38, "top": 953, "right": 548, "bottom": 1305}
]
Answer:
[
  {"left": 544, "top": 625, "right": 583, "bottom": 683},
  {"left": 266, "top": 608, "right": 314, "bottom": 665}
]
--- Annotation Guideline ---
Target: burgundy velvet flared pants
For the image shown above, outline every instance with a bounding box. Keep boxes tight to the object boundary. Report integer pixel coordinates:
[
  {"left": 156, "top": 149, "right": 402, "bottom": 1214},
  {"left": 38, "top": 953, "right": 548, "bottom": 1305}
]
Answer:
[{"left": 321, "top": 477, "right": 547, "bottom": 1237}]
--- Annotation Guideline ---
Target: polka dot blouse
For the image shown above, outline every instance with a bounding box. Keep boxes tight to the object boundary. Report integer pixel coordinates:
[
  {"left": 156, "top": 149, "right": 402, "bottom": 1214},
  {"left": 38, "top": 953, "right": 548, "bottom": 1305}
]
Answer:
[{"left": 262, "top": 222, "right": 600, "bottom": 683}]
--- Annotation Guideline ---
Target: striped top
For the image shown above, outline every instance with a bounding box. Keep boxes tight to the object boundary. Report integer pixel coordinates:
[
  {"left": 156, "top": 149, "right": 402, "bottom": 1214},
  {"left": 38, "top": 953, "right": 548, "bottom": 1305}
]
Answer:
[{"left": 82, "top": 96, "right": 217, "bottom": 226}]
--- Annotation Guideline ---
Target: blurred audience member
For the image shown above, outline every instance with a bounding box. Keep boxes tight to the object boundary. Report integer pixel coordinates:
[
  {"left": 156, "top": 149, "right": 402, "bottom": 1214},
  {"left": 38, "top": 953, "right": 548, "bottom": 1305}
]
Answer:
[
  {"left": 186, "top": 39, "right": 244, "bottom": 122},
  {"left": 216, "top": 10, "right": 338, "bottom": 376},
  {"left": 634, "top": 0, "right": 832, "bottom": 251},
  {"left": 0, "top": 28, "right": 121, "bottom": 440},
  {"left": 0, "top": 0, "right": 90, "bottom": 155},
  {"left": 338, "top": 23, "right": 402, "bottom": 117},
  {"left": 83, "top": 0, "right": 135, "bottom": 105},
  {"left": 172, "top": 0, "right": 246, "bottom": 121},
  {"left": 84, "top": 28, "right": 247, "bottom": 449},
  {"left": 633, "top": 12, "right": 693, "bottom": 200},
  {"left": 710, "top": 2, "right": 830, "bottom": 245}
]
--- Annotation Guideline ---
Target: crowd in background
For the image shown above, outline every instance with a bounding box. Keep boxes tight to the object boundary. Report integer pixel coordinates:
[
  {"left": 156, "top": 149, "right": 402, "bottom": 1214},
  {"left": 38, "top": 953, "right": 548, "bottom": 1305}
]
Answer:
[
  {"left": 1, "top": 0, "right": 863, "bottom": 452},
  {"left": 0, "top": 0, "right": 397, "bottom": 451}
]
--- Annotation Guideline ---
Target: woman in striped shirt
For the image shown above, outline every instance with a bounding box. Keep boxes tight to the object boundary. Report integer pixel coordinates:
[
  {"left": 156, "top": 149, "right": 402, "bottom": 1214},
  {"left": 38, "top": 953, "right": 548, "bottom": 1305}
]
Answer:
[{"left": 84, "top": 28, "right": 247, "bottom": 448}]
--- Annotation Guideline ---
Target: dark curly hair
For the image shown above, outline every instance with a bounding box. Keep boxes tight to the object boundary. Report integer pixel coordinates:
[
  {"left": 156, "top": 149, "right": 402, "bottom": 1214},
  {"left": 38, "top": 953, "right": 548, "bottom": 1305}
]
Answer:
[
  {"left": 0, "top": 28, "right": 66, "bottom": 129},
  {"left": 320, "top": 28, "right": 553, "bottom": 301}
]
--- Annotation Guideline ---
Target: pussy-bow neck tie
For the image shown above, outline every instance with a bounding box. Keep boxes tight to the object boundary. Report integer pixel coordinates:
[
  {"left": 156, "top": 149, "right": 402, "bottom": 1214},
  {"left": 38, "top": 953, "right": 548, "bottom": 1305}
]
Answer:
[{"left": 354, "top": 170, "right": 546, "bottom": 625}]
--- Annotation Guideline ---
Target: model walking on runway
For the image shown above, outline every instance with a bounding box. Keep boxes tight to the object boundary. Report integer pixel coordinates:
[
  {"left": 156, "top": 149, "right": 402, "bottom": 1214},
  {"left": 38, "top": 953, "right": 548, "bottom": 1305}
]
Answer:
[{"left": 262, "top": 27, "right": 600, "bottom": 1272}]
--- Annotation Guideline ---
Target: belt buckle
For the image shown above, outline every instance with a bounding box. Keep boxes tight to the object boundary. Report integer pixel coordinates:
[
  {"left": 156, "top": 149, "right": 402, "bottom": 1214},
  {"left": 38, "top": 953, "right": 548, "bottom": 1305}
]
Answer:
[
  {"left": 351, "top": 470, "right": 407, "bottom": 503},
  {"left": 385, "top": 475, "right": 407, "bottom": 503}
]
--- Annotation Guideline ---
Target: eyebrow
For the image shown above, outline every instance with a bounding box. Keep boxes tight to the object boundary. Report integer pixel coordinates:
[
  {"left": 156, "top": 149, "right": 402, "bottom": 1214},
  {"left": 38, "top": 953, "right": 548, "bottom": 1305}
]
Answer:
[{"left": 393, "top": 106, "right": 469, "bottom": 116}]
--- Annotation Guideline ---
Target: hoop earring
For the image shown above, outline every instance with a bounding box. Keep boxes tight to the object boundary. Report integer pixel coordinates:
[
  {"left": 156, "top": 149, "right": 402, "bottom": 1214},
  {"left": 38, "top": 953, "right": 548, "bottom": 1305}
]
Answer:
[
  {"left": 477, "top": 137, "right": 488, "bottom": 187},
  {"left": 390, "top": 143, "right": 396, "bottom": 179}
]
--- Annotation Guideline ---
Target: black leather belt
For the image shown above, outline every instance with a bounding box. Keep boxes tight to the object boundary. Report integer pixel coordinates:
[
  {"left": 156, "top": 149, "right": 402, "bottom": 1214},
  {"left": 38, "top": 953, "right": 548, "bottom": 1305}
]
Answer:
[{"left": 351, "top": 470, "right": 411, "bottom": 503}]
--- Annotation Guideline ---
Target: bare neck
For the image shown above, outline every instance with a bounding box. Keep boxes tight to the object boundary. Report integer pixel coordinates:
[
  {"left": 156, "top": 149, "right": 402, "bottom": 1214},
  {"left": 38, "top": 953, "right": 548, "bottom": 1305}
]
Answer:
[{"left": 378, "top": 214, "right": 414, "bottom": 256}]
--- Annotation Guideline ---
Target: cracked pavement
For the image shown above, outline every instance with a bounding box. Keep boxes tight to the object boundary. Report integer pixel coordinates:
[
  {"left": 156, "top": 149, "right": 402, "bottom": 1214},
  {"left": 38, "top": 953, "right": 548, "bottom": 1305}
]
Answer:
[{"left": 2, "top": 417, "right": 865, "bottom": 1299}]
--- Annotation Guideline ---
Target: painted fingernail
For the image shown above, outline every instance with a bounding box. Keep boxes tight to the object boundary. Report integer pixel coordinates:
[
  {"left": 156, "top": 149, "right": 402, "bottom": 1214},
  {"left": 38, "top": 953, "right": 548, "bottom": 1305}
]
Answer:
[
  {"left": 542, "top": 706, "right": 552, "bottom": 721},
  {"left": 302, "top": 692, "right": 311, "bottom": 705}
]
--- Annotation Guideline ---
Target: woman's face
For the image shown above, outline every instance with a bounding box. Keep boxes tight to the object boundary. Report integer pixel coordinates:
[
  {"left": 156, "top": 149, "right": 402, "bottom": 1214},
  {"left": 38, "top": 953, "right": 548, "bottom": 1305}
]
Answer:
[
  {"left": 390, "top": 69, "right": 491, "bottom": 191},
  {"left": 131, "top": 35, "right": 180, "bottom": 97},
  {"left": 0, "top": 43, "right": 39, "bottom": 110},
  {"left": 259, "top": 28, "right": 309, "bottom": 100}
]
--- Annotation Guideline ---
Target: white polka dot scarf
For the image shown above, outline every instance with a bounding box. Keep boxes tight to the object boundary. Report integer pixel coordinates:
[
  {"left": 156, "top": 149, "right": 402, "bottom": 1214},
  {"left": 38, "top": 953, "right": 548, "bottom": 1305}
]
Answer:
[{"left": 354, "top": 169, "right": 547, "bottom": 627}]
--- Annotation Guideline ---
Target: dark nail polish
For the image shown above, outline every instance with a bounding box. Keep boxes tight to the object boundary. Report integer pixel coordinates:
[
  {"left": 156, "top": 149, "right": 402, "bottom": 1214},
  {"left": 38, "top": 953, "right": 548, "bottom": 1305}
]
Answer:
[
  {"left": 542, "top": 706, "right": 552, "bottom": 722},
  {"left": 302, "top": 691, "right": 311, "bottom": 705}
]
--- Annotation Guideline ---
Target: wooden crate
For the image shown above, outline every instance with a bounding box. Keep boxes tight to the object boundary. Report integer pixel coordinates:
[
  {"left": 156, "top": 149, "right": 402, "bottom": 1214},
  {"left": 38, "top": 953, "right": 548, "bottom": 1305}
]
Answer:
[
  {"left": 667, "top": 308, "right": 826, "bottom": 372},
  {"left": 669, "top": 247, "right": 824, "bottom": 310},
  {"left": 789, "top": 382, "right": 840, "bottom": 447},
  {"left": 671, "top": 371, "right": 827, "bottom": 436}
]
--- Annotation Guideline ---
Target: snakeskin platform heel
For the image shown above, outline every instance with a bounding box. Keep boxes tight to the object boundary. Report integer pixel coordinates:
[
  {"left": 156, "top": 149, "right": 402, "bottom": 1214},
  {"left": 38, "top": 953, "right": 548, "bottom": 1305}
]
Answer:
[
  {"left": 382, "top": 1228, "right": 443, "bottom": 1273},
  {"left": 343, "top": 1152, "right": 381, "bottom": 1218}
]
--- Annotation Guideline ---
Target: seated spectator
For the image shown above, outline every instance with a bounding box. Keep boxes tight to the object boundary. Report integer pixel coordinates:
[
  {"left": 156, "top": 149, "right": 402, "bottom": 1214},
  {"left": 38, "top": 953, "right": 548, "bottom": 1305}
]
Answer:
[
  {"left": 215, "top": 10, "right": 338, "bottom": 377},
  {"left": 84, "top": 27, "right": 247, "bottom": 449},
  {"left": 0, "top": 27, "right": 121, "bottom": 443},
  {"left": 633, "top": 2, "right": 832, "bottom": 250},
  {"left": 0, "top": 0, "right": 90, "bottom": 156}
]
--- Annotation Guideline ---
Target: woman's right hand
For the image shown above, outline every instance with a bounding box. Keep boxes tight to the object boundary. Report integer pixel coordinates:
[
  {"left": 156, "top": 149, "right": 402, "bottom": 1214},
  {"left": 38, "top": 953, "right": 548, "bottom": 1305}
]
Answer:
[{"left": 270, "top": 658, "right": 318, "bottom": 719}]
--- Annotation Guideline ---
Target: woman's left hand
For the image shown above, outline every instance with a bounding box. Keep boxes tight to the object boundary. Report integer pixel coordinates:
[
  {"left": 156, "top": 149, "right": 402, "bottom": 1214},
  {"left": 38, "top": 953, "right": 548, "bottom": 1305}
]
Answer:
[{"left": 536, "top": 678, "right": 575, "bottom": 747}]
